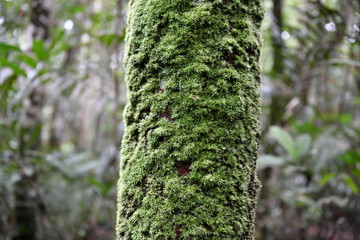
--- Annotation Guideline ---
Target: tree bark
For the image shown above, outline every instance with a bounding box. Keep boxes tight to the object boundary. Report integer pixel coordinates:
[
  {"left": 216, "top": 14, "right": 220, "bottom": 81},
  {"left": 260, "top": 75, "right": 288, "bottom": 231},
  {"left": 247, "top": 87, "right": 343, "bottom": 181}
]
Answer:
[
  {"left": 116, "top": 0, "right": 264, "bottom": 239},
  {"left": 269, "top": 0, "right": 288, "bottom": 125},
  {"left": 13, "top": 0, "right": 50, "bottom": 239},
  {"left": 271, "top": 0, "right": 284, "bottom": 75}
]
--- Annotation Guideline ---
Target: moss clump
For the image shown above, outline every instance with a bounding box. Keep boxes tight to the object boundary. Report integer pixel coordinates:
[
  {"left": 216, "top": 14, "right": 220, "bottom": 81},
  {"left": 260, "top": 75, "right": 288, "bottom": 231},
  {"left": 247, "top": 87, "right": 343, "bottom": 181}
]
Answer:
[{"left": 117, "top": 0, "right": 264, "bottom": 239}]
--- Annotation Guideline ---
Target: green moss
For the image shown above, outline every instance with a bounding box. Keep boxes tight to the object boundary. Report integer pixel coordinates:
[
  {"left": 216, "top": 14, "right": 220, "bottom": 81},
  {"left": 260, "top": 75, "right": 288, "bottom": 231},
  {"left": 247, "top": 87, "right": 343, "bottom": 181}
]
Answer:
[{"left": 117, "top": 0, "right": 264, "bottom": 239}]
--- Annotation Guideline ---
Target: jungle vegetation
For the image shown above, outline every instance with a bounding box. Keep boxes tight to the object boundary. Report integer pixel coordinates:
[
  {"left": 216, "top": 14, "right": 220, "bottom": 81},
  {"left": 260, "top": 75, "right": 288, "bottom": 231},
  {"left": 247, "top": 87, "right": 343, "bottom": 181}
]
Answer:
[{"left": 0, "top": 0, "right": 359, "bottom": 239}]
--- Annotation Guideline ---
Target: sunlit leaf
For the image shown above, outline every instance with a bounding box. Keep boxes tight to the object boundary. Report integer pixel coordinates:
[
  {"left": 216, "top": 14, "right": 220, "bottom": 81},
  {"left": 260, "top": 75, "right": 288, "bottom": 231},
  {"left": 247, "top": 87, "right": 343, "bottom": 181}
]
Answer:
[
  {"left": 257, "top": 154, "right": 285, "bottom": 170},
  {"left": 296, "top": 134, "right": 312, "bottom": 160},
  {"left": 73, "top": 161, "right": 97, "bottom": 175},
  {"left": 270, "top": 126, "right": 296, "bottom": 160}
]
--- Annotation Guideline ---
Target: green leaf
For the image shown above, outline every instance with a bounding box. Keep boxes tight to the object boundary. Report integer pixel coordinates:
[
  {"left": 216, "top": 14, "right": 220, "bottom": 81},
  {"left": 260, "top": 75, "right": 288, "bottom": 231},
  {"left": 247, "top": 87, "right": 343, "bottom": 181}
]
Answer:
[
  {"left": 33, "top": 40, "right": 48, "bottom": 61},
  {"left": 257, "top": 155, "right": 285, "bottom": 170},
  {"left": 296, "top": 134, "right": 312, "bottom": 160},
  {"left": 62, "top": 81, "right": 77, "bottom": 96},
  {"left": 41, "top": 77, "right": 51, "bottom": 84},
  {"left": 294, "top": 120, "right": 323, "bottom": 138},
  {"left": 354, "top": 97, "right": 360, "bottom": 106},
  {"left": 88, "top": 177, "right": 113, "bottom": 195},
  {"left": 0, "top": 74, "right": 17, "bottom": 111},
  {"left": 22, "top": 125, "right": 42, "bottom": 150},
  {"left": 98, "top": 34, "right": 116, "bottom": 46},
  {"left": 18, "top": 54, "right": 37, "bottom": 68},
  {"left": 0, "top": 74, "right": 16, "bottom": 96},
  {"left": 0, "top": 42, "right": 21, "bottom": 52},
  {"left": 340, "top": 151, "right": 360, "bottom": 165},
  {"left": 270, "top": 126, "right": 296, "bottom": 160},
  {"left": 49, "top": 29, "right": 65, "bottom": 51},
  {"left": 73, "top": 160, "right": 97, "bottom": 175},
  {"left": 38, "top": 69, "right": 48, "bottom": 76},
  {"left": 319, "top": 172, "right": 335, "bottom": 186},
  {"left": 97, "top": 30, "right": 126, "bottom": 47},
  {"left": 352, "top": 169, "right": 360, "bottom": 179},
  {"left": 0, "top": 58, "right": 26, "bottom": 76},
  {"left": 88, "top": 177, "right": 103, "bottom": 189},
  {"left": 343, "top": 175, "right": 359, "bottom": 194},
  {"left": 339, "top": 113, "right": 352, "bottom": 124},
  {"left": 44, "top": 155, "right": 73, "bottom": 179},
  {"left": 70, "top": 5, "right": 85, "bottom": 13}
]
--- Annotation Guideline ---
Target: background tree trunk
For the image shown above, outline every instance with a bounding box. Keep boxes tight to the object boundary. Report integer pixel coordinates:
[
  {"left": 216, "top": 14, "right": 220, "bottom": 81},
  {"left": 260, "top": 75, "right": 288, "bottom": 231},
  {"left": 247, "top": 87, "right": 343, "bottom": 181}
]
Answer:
[
  {"left": 116, "top": 0, "right": 264, "bottom": 239},
  {"left": 271, "top": 0, "right": 284, "bottom": 75},
  {"left": 13, "top": 0, "right": 51, "bottom": 239}
]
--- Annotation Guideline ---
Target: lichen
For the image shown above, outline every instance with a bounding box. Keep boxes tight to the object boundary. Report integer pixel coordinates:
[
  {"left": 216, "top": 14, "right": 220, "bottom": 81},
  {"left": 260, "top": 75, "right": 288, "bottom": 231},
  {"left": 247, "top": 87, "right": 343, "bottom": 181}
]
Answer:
[{"left": 116, "top": 0, "right": 264, "bottom": 239}]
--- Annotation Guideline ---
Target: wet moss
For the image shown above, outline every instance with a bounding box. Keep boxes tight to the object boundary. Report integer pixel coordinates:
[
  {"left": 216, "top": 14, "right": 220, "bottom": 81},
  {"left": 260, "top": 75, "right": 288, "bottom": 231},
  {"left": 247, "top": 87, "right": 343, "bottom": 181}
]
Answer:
[{"left": 117, "top": 0, "right": 264, "bottom": 239}]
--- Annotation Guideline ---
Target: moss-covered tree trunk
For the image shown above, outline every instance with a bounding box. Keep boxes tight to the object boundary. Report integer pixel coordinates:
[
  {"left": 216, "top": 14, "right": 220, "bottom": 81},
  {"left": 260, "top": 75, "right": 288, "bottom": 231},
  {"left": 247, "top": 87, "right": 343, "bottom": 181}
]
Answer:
[{"left": 117, "top": 0, "right": 264, "bottom": 239}]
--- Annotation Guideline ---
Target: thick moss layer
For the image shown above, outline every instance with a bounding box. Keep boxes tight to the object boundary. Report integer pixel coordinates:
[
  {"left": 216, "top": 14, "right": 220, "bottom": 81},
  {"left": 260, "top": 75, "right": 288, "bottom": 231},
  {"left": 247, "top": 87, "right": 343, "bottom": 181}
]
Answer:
[{"left": 117, "top": 0, "right": 264, "bottom": 239}]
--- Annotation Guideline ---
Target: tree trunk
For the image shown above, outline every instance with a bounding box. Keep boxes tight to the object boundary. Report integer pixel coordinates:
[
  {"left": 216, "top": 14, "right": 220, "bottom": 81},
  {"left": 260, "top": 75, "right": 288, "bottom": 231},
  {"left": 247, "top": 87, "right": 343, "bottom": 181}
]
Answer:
[
  {"left": 269, "top": 0, "right": 288, "bottom": 125},
  {"left": 116, "top": 1, "right": 264, "bottom": 239},
  {"left": 271, "top": 0, "right": 284, "bottom": 75},
  {"left": 13, "top": 0, "right": 50, "bottom": 239}
]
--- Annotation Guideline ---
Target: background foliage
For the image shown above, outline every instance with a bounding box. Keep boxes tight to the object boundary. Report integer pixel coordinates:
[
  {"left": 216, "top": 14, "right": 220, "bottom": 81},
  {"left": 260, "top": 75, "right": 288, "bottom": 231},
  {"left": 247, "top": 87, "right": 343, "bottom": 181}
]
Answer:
[{"left": 0, "top": 0, "right": 359, "bottom": 239}]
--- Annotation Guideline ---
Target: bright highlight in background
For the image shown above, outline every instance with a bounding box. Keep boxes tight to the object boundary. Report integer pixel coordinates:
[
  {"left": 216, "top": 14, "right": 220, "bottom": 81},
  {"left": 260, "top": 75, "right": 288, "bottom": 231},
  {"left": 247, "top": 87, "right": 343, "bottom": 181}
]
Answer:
[
  {"left": 325, "top": 22, "right": 336, "bottom": 32},
  {"left": 354, "top": 24, "right": 360, "bottom": 32},
  {"left": 281, "top": 31, "right": 290, "bottom": 40},
  {"left": 64, "top": 20, "right": 74, "bottom": 31}
]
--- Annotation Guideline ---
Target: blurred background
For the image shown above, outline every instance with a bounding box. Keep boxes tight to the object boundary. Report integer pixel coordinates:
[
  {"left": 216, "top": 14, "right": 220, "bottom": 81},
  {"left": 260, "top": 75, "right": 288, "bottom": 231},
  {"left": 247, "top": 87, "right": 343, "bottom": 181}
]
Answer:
[{"left": 0, "top": 0, "right": 359, "bottom": 239}]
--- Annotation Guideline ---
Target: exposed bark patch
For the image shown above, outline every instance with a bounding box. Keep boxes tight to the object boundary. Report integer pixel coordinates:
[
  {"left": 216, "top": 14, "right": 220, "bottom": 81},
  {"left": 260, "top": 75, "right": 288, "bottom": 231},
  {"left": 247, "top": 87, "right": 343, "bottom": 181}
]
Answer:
[
  {"left": 224, "top": 196, "right": 234, "bottom": 208},
  {"left": 224, "top": 52, "right": 235, "bottom": 64},
  {"left": 210, "top": 110, "right": 218, "bottom": 121},
  {"left": 153, "top": 134, "right": 166, "bottom": 149},
  {"left": 203, "top": 222, "right": 212, "bottom": 231},
  {"left": 156, "top": 80, "right": 165, "bottom": 93},
  {"left": 175, "top": 160, "right": 192, "bottom": 176},
  {"left": 156, "top": 86, "right": 164, "bottom": 93},
  {"left": 139, "top": 107, "right": 151, "bottom": 120},
  {"left": 140, "top": 177, "right": 148, "bottom": 196},
  {"left": 130, "top": 128, "right": 140, "bottom": 142},
  {"left": 161, "top": 108, "right": 173, "bottom": 122},
  {"left": 29, "top": 89, "right": 43, "bottom": 106},
  {"left": 26, "top": 111, "right": 36, "bottom": 118},
  {"left": 175, "top": 226, "right": 183, "bottom": 240},
  {"left": 134, "top": 55, "right": 150, "bottom": 69},
  {"left": 224, "top": 47, "right": 240, "bottom": 66},
  {"left": 173, "top": 207, "right": 181, "bottom": 216},
  {"left": 31, "top": 0, "right": 50, "bottom": 39}
]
